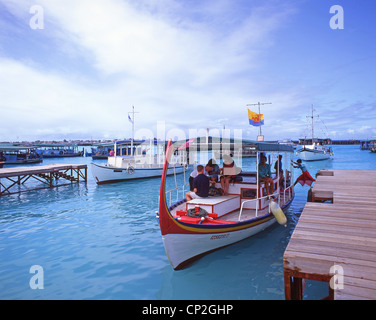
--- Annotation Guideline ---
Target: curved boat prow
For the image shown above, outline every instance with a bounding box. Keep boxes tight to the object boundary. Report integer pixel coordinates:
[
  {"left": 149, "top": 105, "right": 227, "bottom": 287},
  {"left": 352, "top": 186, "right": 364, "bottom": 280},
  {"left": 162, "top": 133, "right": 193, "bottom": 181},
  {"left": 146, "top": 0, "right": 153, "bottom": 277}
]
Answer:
[{"left": 158, "top": 140, "right": 175, "bottom": 236}]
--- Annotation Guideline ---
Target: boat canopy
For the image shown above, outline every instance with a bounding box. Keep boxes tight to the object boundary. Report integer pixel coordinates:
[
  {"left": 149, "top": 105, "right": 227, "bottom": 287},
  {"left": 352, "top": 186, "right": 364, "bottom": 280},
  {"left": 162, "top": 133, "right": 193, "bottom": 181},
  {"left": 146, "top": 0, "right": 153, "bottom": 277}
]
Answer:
[
  {"left": 115, "top": 139, "right": 168, "bottom": 145},
  {"left": 253, "top": 141, "right": 294, "bottom": 153},
  {"left": 174, "top": 137, "right": 294, "bottom": 153},
  {"left": 35, "top": 143, "right": 79, "bottom": 147},
  {"left": 0, "top": 145, "right": 38, "bottom": 151}
]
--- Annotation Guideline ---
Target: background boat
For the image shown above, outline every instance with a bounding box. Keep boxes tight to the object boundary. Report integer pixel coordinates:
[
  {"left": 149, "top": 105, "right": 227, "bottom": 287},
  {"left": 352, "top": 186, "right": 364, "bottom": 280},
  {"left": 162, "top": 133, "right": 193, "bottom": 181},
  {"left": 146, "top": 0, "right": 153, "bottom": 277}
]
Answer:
[
  {"left": 85, "top": 142, "right": 114, "bottom": 159},
  {"left": 36, "top": 144, "right": 84, "bottom": 158},
  {"left": 91, "top": 139, "right": 191, "bottom": 184},
  {"left": 0, "top": 145, "right": 43, "bottom": 166},
  {"left": 296, "top": 106, "right": 334, "bottom": 161},
  {"left": 296, "top": 138, "right": 333, "bottom": 161}
]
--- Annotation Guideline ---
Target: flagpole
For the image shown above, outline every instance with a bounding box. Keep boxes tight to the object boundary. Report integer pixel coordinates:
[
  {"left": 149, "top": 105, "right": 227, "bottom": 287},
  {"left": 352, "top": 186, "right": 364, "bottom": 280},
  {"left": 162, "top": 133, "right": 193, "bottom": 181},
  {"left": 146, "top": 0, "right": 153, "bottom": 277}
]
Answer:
[
  {"left": 128, "top": 105, "right": 139, "bottom": 156},
  {"left": 246, "top": 102, "right": 271, "bottom": 139}
]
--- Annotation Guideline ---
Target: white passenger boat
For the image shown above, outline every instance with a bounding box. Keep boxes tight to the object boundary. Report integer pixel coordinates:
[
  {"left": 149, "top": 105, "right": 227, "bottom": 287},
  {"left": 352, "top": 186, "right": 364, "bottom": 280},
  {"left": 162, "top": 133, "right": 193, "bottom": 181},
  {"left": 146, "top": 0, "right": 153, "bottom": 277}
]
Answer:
[
  {"left": 296, "top": 106, "right": 334, "bottom": 161},
  {"left": 91, "top": 139, "right": 191, "bottom": 184},
  {"left": 157, "top": 140, "right": 295, "bottom": 270},
  {"left": 296, "top": 140, "right": 333, "bottom": 161}
]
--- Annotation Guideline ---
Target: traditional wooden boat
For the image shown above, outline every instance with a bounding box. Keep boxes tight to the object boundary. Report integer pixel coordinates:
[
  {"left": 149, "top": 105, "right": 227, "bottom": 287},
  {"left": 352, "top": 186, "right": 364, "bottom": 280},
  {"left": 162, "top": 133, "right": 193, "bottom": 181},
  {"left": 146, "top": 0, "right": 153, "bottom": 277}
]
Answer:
[
  {"left": 86, "top": 142, "right": 114, "bottom": 159},
  {"left": 36, "top": 144, "right": 84, "bottom": 158},
  {"left": 158, "top": 140, "right": 295, "bottom": 270},
  {"left": 91, "top": 139, "right": 192, "bottom": 184},
  {"left": 0, "top": 145, "right": 43, "bottom": 166}
]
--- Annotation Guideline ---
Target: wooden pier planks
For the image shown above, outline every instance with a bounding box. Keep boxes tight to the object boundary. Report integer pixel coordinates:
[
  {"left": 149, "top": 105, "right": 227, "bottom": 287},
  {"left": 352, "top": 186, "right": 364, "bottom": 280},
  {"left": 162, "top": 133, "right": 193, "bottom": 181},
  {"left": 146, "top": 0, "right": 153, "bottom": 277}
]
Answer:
[
  {"left": 284, "top": 169, "right": 376, "bottom": 300},
  {"left": 0, "top": 164, "right": 87, "bottom": 196}
]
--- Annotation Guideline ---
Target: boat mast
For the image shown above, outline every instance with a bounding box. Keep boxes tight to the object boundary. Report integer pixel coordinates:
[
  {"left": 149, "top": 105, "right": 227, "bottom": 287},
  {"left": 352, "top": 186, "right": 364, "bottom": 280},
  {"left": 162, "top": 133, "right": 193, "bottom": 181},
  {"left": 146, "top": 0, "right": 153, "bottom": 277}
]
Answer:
[
  {"left": 311, "top": 105, "right": 314, "bottom": 143},
  {"left": 128, "top": 105, "right": 139, "bottom": 156},
  {"left": 307, "top": 104, "right": 318, "bottom": 144}
]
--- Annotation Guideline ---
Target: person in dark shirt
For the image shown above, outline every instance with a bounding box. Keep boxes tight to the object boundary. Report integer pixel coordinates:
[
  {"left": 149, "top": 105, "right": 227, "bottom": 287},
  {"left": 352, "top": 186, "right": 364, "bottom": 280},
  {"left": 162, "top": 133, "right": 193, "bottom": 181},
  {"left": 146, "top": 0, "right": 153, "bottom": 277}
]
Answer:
[
  {"left": 0, "top": 152, "right": 5, "bottom": 168},
  {"left": 186, "top": 165, "right": 210, "bottom": 201}
]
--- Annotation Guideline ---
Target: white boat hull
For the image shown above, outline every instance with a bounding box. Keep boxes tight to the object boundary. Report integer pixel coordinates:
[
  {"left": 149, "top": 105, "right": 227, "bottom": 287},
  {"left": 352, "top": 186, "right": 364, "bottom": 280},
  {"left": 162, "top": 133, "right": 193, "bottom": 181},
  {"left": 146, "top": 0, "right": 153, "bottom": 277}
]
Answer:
[
  {"left": 296, "top": 145, "right": 333, "bottom": 161},
  {"left": 91, "top": 162, "right": 189, "bottom": 184},
  {"left": 162, "top": 217, "right": 276, "bottom": 269}
]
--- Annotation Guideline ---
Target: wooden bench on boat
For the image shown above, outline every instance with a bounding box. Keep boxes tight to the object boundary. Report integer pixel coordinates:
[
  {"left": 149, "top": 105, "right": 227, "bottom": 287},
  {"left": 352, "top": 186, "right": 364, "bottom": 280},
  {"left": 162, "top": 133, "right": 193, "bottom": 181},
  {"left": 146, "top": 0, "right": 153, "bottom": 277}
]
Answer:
[{"left": 186, "top": 195, "right": 241, "bottom": 217}]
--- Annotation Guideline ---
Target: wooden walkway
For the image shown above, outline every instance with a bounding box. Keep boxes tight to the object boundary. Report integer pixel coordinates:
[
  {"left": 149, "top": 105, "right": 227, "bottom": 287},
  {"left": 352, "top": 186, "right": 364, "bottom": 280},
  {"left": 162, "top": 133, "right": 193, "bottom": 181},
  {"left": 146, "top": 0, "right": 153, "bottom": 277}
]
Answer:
[
  {"left": 283, "top": 169, "right": 376, "bottom": 300},
  {"left": 0, "top": 164, "right": 87, "bottom": 196}
]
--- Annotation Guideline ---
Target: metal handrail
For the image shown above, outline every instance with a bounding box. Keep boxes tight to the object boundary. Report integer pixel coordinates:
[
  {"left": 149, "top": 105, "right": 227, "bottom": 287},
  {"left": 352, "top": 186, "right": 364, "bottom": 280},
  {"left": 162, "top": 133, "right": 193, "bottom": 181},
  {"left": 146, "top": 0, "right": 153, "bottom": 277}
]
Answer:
[
  {"left": 238, "top": 184, "right": 294, "bottom": 222},
  {"left": 165, "top": 187, "right": 179, "bottom": 207}
]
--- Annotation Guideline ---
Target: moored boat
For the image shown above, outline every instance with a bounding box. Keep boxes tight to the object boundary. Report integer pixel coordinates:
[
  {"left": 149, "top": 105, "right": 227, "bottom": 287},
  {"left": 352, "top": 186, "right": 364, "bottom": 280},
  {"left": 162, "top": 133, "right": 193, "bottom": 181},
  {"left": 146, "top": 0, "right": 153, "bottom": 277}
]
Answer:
[
  {"left": 36, "top": 144, "right": 84, "bottom": 158},
  {"left": 86, "top": 142, "right": 114, "bottom": 159},
  {"left": 296, "top": 106, "right": 334, "bottom": 161},
  {"left": 157, "top": 140, "right": 295, "bottom": 270},
  {"left": 0, "top": 145, "right": 43, "bottom": 166},
  {"left": 91, "top": 139, "right": 192, "bottom": 184},
  {"left": 296, "top": 140, "right": 333, "bottom": 161}
]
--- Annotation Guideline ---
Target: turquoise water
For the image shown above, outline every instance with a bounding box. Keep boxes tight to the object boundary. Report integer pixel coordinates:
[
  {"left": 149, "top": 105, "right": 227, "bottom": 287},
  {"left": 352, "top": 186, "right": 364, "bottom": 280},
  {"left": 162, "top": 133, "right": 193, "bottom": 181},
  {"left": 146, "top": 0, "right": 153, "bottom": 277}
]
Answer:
[{"left": 0, "top": 145, "right": 375, "bottom": 300}]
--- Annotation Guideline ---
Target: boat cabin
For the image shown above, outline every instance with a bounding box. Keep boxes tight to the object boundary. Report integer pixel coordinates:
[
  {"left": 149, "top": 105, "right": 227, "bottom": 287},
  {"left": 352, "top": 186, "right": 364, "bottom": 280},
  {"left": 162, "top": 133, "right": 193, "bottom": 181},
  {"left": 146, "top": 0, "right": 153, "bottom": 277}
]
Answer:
[
  {"left": 35, "top": 144, "right": 84, "bottom": 158},
  {"left": 0, "top": 145, "right": 43, "bottom": 166}
]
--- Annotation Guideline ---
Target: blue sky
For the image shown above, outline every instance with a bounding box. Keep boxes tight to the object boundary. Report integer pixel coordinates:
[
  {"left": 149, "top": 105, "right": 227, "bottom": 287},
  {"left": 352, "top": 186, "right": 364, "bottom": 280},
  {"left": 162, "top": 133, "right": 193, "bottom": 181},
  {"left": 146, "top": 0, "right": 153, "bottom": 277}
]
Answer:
[{"left": 0, "top": 0, "right": 375, "bottom": 142}]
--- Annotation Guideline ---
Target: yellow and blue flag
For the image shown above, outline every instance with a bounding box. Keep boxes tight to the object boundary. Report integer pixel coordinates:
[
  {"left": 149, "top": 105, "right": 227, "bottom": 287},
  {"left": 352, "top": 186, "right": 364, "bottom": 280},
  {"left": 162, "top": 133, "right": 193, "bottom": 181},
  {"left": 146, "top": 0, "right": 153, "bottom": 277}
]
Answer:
[{"left": 248, "top": 109, "right": 264, "bottom": 126}]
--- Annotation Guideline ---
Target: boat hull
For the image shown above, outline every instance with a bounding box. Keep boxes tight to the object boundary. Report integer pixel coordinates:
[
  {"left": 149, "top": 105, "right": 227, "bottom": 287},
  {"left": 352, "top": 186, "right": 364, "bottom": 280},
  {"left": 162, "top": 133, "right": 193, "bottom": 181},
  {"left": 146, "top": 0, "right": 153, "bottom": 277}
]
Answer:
[
  {"left": 162, "top": 216, "right": 277, "bottom": 270},
  {"left": 2, "top": 159, "right": 43, "bottom": 165},
  {"left": 41, "top": 153, "right": 83, "bottom": 158},
  {"left": 91, "top": 162, "right": 189, "bottom": 184},
  {"left": 296, "top": 148, "right": 331, "bottom": 161}
]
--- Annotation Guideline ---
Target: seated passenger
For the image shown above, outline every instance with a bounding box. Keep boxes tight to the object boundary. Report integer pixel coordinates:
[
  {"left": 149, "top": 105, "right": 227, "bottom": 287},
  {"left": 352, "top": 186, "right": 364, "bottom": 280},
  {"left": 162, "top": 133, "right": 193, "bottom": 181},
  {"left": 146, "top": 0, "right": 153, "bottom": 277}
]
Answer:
[
  {"left": 258, "top": 155, "right": 274, "bottom": 198},
  {"left": 189, "top": 164, "right": 210, "bottom": 191},
  {"left": 207, "top": 159, "right": 220, "bottom": 185},
  {"left": 220, "top": 154, "right": 236, "bottom": 195},
  {"left": 186, "top": 165, "right": 210, "bottom": 201}
]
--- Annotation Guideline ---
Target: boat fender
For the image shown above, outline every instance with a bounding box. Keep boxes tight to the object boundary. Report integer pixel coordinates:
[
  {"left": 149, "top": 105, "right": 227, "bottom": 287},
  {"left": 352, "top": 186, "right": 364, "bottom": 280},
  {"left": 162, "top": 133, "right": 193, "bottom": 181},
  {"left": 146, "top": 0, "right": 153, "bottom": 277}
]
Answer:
[
  {"left": 269, "top": 201, "right": 287, "bottom": 227},
  {"left": 127, "top": 166, "right": 134, "bottom": 174}
]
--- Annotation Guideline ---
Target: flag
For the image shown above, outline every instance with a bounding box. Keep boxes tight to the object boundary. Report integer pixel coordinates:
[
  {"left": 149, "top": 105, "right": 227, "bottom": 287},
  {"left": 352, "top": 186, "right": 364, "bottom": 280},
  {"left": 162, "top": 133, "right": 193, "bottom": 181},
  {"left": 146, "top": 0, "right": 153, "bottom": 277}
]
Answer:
[
  {"left": 248, "top": 109, "right": 264, "bottom": 126},
  {"left": 128, "top": 114, "right": 133, "bottom": 124}
]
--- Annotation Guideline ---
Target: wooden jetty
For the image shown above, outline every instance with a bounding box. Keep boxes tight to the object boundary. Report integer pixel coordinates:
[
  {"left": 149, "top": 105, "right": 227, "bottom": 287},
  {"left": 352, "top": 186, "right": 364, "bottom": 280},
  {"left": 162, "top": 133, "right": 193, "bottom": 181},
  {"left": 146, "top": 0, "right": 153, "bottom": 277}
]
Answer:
[
  {"left": 0, "top": 164, "right": 87, "bottom": 196},
  {"left": 284, "top": 169, "right": 376, "bottom": 300}
]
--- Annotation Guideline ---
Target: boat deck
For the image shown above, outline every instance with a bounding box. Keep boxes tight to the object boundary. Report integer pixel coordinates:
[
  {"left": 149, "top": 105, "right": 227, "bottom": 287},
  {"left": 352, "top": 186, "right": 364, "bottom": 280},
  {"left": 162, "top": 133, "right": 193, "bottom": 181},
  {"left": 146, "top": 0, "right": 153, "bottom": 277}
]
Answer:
[
  {"left": 171, "top": 189, "right": 292, "bottom": 223},
  {"left": 283, "top": 169, "right": 376, "bottom": 300}
]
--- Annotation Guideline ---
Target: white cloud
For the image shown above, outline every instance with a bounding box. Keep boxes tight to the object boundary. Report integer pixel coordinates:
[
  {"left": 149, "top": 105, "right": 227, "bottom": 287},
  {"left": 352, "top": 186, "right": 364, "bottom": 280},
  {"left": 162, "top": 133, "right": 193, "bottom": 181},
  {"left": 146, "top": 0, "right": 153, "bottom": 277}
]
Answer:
[{"left": 4, "top": 0, "right": 346, "bottom": 141}]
